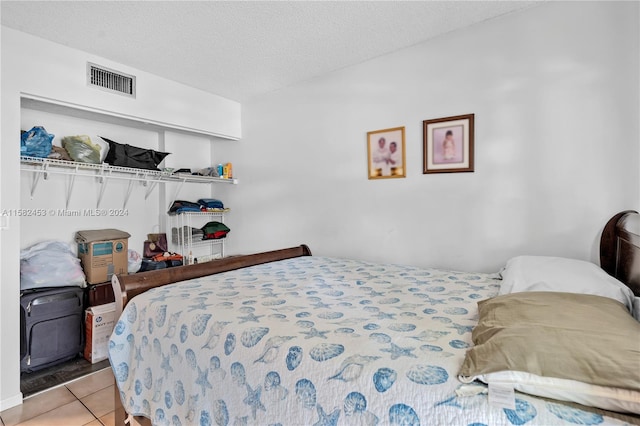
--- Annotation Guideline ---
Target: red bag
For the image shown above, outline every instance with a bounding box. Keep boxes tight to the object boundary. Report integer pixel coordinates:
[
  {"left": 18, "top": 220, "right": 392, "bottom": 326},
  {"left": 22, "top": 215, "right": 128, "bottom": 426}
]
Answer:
[{"left": 151, "top": 252, "right": 183, "bottom": 262}]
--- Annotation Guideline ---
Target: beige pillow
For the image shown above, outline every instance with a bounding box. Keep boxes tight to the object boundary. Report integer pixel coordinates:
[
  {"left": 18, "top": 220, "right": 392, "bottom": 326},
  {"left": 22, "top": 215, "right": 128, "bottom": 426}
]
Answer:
[{"left": 458, "top": 292, "right": 640, "bottom": 413}]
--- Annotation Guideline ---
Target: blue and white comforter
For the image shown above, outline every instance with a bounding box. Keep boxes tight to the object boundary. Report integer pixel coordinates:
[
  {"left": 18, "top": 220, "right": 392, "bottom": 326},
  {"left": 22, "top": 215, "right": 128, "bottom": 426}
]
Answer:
[{"left": 109, "top": 256, "right": 632, "bottom": 425}]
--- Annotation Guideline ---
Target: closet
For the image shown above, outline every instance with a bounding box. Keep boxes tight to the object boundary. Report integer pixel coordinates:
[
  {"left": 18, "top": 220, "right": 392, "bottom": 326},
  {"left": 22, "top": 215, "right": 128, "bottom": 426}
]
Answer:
[{"left": 1, "top": 27, "right": 242, "bottom": 407}]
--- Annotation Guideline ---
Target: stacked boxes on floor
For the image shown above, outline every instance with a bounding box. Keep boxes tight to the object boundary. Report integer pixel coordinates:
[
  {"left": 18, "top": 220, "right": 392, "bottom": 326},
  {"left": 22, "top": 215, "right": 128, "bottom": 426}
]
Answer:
[{"left": 76, "top": 229, "right": 129, "bottom": 363}]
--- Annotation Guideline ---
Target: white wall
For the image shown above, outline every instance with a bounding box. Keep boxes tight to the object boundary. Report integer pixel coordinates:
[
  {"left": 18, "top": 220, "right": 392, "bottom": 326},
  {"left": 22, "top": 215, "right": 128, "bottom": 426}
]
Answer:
[
  {"left": 1, "top": 28, "right": 240, "bottom": 409},
  {"left": 217, "top": 1, "right": 640, "bottom": 273}
]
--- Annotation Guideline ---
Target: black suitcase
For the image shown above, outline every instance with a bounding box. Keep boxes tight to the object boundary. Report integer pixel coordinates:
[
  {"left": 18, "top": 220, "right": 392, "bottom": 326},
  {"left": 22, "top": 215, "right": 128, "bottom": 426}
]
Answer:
[{"left": 20, "top": 287, "right": 85, "bottom": 372}]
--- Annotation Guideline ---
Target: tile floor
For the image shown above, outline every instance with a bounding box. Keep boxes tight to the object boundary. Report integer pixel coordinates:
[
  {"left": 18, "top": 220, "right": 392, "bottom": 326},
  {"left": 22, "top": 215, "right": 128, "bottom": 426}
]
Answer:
[{"left": 0, "top": 368, "right": 115, "bottom": 426}]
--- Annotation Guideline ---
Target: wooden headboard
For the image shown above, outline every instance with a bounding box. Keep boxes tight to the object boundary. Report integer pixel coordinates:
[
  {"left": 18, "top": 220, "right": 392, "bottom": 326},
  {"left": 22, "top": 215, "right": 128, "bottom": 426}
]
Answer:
[{"left": 600, "top": 210, "right": 640, "bottom": 296}]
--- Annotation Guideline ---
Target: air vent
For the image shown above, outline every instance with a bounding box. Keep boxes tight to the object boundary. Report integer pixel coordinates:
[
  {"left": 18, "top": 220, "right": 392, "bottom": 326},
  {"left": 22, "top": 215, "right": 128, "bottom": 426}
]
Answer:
[{"left": 87, "top": 63, "right": 136, "bottom": 97}]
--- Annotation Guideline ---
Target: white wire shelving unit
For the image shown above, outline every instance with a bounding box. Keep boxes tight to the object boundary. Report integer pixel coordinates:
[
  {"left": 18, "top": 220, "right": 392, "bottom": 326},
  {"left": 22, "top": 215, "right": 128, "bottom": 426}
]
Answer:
[
  {"left": 20, "top": 156, "right": 238, "bottom": 208},
  {"left": 169, "top": 210, "right": 229, "bottom": 264}
]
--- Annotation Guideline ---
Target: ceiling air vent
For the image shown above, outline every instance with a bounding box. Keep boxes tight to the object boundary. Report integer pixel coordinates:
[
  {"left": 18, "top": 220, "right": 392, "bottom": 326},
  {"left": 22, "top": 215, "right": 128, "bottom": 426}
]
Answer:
[{"left": 87, "top": 63, "right": 136, "bottom": 97}]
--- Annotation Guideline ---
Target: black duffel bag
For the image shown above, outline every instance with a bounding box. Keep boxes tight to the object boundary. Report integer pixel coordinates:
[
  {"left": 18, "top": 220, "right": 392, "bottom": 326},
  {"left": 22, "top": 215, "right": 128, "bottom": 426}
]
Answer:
[{"left": 100, "top": 136, "right": 170, "bottom": 170}]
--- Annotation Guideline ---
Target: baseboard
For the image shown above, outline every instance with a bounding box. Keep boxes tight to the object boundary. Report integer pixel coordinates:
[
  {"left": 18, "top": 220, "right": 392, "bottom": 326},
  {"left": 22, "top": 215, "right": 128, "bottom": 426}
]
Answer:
[{"left": 0, "top": 392, "right": 23, "bottom": 411}]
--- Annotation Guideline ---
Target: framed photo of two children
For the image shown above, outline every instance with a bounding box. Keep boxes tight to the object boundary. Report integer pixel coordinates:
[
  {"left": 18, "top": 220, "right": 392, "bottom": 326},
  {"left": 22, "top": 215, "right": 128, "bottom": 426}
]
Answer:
[
  {"left": 423, "top": 114, "right": 474, "bottom": 174},
  {"left": 367, "top": 126, "right": 406, "bottom": 179}
]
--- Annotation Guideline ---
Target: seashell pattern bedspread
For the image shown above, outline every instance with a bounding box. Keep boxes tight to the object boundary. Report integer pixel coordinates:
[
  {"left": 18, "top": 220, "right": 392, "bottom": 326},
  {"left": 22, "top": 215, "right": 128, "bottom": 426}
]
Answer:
[{"left": 109, "top": 256, "right": 631, "bottom": 425}]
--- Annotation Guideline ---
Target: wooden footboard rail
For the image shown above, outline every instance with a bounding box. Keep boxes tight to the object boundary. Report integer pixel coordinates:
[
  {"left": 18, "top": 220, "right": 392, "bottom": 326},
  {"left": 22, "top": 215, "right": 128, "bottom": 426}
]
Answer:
[
  {"left": 111, "top": 244, "right": 312, "bottom": 425},
  {"left": 112, "top": 244, "right": 312, "bottom": 311}
]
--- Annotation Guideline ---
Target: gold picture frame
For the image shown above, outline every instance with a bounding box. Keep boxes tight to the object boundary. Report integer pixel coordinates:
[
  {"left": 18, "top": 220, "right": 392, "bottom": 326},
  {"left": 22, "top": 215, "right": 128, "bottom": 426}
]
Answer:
[{"left": 367, "top": 126, "right": 406, "bottom": 179}]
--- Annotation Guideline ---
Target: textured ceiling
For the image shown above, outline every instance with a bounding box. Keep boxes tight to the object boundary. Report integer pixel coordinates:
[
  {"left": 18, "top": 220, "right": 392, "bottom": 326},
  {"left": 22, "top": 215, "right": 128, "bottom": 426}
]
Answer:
[{"left": 1, "top": 1, "right": 540, "bottom": 101}]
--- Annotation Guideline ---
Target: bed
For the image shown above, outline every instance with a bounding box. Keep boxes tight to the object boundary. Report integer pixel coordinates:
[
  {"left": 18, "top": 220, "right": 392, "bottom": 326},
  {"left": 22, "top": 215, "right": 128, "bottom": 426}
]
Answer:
[{"left": 109, "top": 211, "right": 640, "bottom": 426}]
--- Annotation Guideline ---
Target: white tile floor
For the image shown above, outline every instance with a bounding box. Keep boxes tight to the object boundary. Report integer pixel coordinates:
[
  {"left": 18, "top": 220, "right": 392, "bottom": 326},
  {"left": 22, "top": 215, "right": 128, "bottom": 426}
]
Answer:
[{"left": 0, "top": 368, "right": 115, "bottom": 426}]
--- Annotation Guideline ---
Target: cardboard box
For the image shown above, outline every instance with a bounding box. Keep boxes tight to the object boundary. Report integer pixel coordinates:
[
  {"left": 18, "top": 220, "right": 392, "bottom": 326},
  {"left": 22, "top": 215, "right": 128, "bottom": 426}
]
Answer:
[
  {"left": 84, "top": 302, "right": 116, "bottom": 363},
  {"left": 76, "top": 229, "right": 130, "bottom": 284}
]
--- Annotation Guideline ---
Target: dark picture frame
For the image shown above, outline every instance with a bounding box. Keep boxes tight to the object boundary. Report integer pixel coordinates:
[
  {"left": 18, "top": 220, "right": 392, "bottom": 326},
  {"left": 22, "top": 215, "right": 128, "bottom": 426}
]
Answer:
[
  {"left": 423, "top": 114, "right": 474, "bottom": 174},
  {"left": 367, "top": 126, "right": 406, "bottom": 179}
]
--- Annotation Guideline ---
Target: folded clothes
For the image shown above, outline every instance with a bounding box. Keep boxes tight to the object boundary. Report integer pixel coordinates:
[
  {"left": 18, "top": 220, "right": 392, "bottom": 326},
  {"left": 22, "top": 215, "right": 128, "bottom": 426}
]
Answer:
[
  {"left": 168, "top": 200, "right": 202, "bottom": 214},
  {"left": 171, "top": 226, "right": 204, "bottom": 244},
  {"left": 201, "top": 221, "right": 230, "bottom": 240},
  {"left": 198, "top": 198, "right": 224, "bottom": 209}
]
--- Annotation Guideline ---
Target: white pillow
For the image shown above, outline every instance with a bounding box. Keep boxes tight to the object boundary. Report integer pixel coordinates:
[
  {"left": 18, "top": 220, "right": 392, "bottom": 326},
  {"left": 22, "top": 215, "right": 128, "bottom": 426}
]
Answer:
[
  {"left": 468, "top": 371, "right": 640, "bottom": 414},
  {"left": 633, "top": 297, "right": 640, "bottom": 322},
  {"left": 499, "top": 256, "right": 635, "bottom": 313}
]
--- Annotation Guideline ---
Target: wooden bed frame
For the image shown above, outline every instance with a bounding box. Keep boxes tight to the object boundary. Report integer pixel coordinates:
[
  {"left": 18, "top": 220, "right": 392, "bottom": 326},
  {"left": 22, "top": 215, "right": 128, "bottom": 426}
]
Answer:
[
  {"left": 600, "top": 210, "right": 640, "bottom": 296},
  {"left": 111, "top": 211, "right": 640, "bottom": 425}
]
